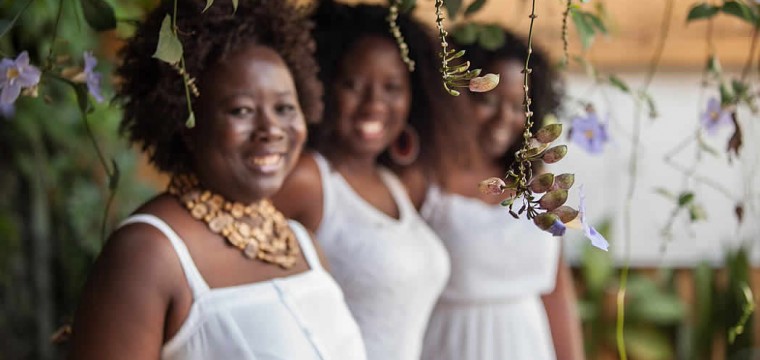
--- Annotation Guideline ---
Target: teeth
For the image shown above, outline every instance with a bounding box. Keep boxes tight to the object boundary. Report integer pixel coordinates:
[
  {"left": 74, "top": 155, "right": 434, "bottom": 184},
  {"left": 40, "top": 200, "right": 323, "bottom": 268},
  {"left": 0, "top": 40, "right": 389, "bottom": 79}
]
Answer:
[
  {"left": 251, "top": 154, "right": 282, "bottom": 167},
  {"left": 358, "top": 121, "right": 383, "bottom": 136}
]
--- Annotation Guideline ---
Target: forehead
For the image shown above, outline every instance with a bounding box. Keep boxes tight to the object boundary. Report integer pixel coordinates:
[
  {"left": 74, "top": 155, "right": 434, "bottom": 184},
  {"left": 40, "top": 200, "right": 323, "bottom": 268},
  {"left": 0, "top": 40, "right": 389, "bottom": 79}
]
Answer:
[
  {"left": 202, "top": 44, "right": 296, "bottom": 95},
  {"left": 339, "top": 35, "right": 407, "bottom": 76}
]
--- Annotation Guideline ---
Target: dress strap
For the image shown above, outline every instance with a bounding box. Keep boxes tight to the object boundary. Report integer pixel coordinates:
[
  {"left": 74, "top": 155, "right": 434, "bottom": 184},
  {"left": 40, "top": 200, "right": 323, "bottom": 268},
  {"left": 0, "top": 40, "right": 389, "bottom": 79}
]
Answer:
[
  {"left": 288, "top": 220, "right": 323, "bottom": 271},
  {"left": 378, "top": 168, "right": 415, "bottom": 221},
  {"left": 311, "top": 152, "right": 335, "bottom": 230},
  {"left": 119, "top": 214, "right": 210, "bottom": 298},
  {"left": 419, "top": 184, "right": 443, "bottom": 221}
]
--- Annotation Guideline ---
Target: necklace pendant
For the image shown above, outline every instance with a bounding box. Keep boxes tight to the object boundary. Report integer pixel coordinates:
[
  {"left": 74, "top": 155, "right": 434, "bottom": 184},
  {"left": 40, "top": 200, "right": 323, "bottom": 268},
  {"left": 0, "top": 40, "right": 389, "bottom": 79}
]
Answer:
[{"left": 244, "top": 242, "right": 259, "bottom": 259}]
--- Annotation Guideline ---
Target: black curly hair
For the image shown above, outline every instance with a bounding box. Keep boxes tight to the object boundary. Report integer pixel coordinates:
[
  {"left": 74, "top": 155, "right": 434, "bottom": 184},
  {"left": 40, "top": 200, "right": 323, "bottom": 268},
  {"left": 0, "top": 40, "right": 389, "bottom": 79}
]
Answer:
[
  {"left": 453, "top": 25, "right": 564, "bottom": 172},
  {"left": 309, "top": 0, "right": 473, "bottom": 172},
  {"left": 116, "top": 0, "right": 322, "bottom": 175}
]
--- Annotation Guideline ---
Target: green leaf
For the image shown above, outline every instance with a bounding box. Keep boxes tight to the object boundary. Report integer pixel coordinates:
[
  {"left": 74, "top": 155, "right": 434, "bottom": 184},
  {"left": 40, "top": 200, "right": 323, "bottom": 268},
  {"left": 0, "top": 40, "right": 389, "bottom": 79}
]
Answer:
[
  {"left": 80, "top": 0, "right": 117, "bottom": 31},
  {"left": 608, "top": 74, "right": 630, "bottom": 93},
  {"left": 571, "top": 9, "right": 596, "bottom": 49},
  {"left": 477, "top": 24, "right": 506, "bottom": 51},
  {"left": 464, "top": 0, "right": 487, "bottom": 16},
  {"left": 732, "top": 79, "right": 750, "bottom": 99},
  {"left": 203, "top": 0, "right": 214, "bottom": 12},
  {"left": 232, "top": 0, "right": 238, "bottom": 12},
  {"left": 452, "top": 23, "right": 478, "bottom": 45},
  {"left": 686, "top": 3, "right": 720, "bottom": 22},
  {"left": 653, "top": 187, "right": 675, "bottom": 200},
  {"left": 707, "top": 55, "right": 722, "bottom": 74},
  {"left": 688, "top": 203, "right": 707, "bottom": 221},
  {"left": 677, "top": 192, "right": 695, "bottom": 207},
  {"left": 74, "top": 84, "right": 91, "bottom": 114},
  {"left": 153, "top": 15, "right": 183, "bottom": 65},
  {"left": 719, "top": 82, "right": 735, "bottom": 105},
  {"left": 585, "top": 12, "right": 607, "bottom": 34},
  {"left": 109, "top": 159, "right": 120, "bottom": 191},
  {"left": 721, "top": 1, "right": 758, "bottom": 25},
  {"left": 697, "top": 134, "right": 720, "bottom": 156},
  {"left": 444, "top": 0, "right": 462, "bottom": 20},
  {"left": 186, "top": 111, "right": 196, "bottom": 128}
]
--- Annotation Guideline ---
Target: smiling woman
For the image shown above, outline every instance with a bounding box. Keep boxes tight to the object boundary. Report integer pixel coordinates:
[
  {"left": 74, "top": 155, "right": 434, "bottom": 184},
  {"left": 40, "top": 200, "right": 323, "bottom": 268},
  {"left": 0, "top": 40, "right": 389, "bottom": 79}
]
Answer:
[{"left": 66, "top": 1, "right": 366, "bottom": 359}]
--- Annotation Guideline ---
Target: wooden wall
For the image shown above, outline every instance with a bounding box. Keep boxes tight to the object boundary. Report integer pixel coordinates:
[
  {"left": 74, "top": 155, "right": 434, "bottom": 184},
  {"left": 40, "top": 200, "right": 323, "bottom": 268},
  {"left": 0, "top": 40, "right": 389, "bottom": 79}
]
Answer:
[{"left": 340, "top": 0, "right": 757, "bottom": 72}]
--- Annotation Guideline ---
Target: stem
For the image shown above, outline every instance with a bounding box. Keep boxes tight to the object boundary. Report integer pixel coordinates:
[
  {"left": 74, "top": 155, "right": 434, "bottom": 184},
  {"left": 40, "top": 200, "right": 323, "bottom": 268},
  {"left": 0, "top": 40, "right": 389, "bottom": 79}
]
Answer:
[
  {"left": 46, "top": 0, "right": 66, "bottom": 69},
  {"left": 387, "top": 0, "right": 415, "bottom": 72},
  {"left": 561, "top": 0, "right": 571, "bottom": 67},
  {"left": 616, "top": 1, "right": 674, "bottom": 358},
  {"left": 0, "top": 0, "right": 34, "bottom": 39}
]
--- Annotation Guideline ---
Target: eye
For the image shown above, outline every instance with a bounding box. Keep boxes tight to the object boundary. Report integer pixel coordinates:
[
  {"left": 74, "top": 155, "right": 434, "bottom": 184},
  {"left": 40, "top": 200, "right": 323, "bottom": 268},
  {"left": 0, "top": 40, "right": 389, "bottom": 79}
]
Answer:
[
  {"left": 340, "top": 78, "right": 362, "bottom": 92},
  {"left": 275, "top": 102, "right": 298, "bottom": 116},
  {"left": 229, "top": 107, "right": 254, "bottom": 118},
  {"left": 385, "top": 81, "right": 405, "bottom": 93}
]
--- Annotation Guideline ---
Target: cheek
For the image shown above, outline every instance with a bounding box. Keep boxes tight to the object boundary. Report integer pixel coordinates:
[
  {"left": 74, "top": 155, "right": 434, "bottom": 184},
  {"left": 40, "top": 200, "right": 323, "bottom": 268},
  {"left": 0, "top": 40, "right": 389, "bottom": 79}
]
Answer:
[{"left": 472, "top": 104, "right": 496, "bottom": 126}]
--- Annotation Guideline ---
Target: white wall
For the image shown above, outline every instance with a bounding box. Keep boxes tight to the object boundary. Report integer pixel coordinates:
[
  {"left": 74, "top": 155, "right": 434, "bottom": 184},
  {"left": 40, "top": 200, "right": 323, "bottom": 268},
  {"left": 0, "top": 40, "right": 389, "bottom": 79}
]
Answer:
[{"left": 557, "top": 72, "right": 760, "bottom": 267}]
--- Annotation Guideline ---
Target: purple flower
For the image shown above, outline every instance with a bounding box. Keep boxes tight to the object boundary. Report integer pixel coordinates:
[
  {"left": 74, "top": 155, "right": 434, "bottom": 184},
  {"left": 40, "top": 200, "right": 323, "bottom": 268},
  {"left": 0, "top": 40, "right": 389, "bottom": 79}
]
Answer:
[
  {"left": 570, "top": 110, "right": 608, "bottom": 154},
  {"left": 548, "top": 219, "right": 567, "bottom": 236},
  {"left": 83, "top": 51, "right": 104, "bottom": 103},
  {"left": 579, "top": 185, "right": 609, "bottom": 251},
  {"left": 0, "top": 102, "right": 14, "bottom": 119},
  {"left": 700, "top": 97, "right": 732, "bottom": 135},
  {"left": 0, "top": 51, "right": 41, "bottom": 106}
]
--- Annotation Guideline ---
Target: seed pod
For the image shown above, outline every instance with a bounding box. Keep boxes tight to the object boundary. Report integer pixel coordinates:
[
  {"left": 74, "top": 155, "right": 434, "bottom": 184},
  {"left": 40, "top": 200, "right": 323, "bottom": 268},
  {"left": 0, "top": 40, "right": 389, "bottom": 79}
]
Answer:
[
  {"left": 469, "top": 73, "right": 500, "bottom": 92},
  {"left": 535, "top": 123, "right": 563, "bottom": 144},
  {"left": 528, "top": 173, "right": 555, "bottom": 193},
  {"left": 553, "top": 173, "right": 575, "bottom": 190},
  {"left": 533, "top": 212, "right": 560, "bottom": 230},
  {"left": 523, "top": 139, "right": 550, "bottom": 159},
  {"left": 542, "top": 145, "right": 568, "bottom": 164},
  {"left": 538, "top": 189, "right": 569, "bottom": 211},
  {"left": 551, "top": 205, "right": 580, "bottom": 223}
]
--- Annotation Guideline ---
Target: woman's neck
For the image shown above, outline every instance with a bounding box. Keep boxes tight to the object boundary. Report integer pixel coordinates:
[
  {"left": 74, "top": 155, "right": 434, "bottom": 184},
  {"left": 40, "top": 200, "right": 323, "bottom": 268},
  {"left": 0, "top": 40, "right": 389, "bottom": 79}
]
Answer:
[{"left": 323, "top": 149, "right": 379, "bottom": 177}]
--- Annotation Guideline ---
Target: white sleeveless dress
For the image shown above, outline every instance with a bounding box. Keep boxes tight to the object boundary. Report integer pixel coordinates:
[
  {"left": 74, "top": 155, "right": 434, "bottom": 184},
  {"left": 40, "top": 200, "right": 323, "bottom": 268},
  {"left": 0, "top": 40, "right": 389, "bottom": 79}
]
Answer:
[
  {"left": 419, "top": 185, "right": 560, "bottom": 360},
  {"left": 311, "top": 153, "right": 450, "bottom": 360},
  {"left": 119, "top": 214, "right": 367, "bottom": 360}
]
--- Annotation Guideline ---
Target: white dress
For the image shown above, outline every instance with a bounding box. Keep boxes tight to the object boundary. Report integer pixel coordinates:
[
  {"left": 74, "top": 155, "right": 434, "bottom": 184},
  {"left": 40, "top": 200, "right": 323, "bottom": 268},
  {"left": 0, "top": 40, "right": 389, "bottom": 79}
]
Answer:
[
  {"left": 119, "top": 214, "right": 367, "bottom": 360},
  {"left": 420, "top": 185, "right": 560, "bottom": 360},
  {"left": 311, "top": 153, "right": 450, "bottom": 360}
]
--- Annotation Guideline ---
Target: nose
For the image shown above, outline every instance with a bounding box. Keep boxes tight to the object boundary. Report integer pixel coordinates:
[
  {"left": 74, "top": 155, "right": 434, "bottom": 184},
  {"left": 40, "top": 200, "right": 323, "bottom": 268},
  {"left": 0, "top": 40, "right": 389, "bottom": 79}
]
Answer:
[
  {"left": 251, "top": 108, "right": 285, "bottom": 142},
  {"left": 361, "top": 84, "right": 388, "bottom": 114}
]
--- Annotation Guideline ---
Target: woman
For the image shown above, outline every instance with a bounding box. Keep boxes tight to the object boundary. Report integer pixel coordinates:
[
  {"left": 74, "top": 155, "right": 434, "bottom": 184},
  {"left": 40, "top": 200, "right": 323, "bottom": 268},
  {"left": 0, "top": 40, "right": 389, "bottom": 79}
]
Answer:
[
  {"left": 67, "top": 1, "right": 366, "bottom": 359},
  {"left": 272, "top": 2, "right": 467, "bottom": 359},
  {"left": 402, "top": 27, "right": 585, "bottom": 360}
]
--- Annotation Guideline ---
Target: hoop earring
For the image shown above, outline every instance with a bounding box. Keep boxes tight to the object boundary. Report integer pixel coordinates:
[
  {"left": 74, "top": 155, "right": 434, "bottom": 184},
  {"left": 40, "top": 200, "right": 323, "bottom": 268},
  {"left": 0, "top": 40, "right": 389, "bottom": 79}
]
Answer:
[{"left": 389, "top": 125, "right": 420, "bottom": 166}]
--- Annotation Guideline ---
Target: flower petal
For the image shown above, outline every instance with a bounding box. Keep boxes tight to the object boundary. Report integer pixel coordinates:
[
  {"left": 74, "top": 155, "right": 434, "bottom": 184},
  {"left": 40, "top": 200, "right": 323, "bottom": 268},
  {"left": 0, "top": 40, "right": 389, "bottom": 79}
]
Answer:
[
  {"left": 584, "top": 224, "right": 609, "bottom": 251},
  {"left": 0, "top": 82, "right": 21, "bottom": 105},
  {"left": 548, "top": 219, "right": 567, "bottom": 236}
]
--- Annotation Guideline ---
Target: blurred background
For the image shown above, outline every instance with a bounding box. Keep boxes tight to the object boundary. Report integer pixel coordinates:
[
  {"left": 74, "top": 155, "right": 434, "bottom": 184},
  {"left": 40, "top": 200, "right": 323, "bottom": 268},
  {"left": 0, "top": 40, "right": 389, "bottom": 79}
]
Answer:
[{"left": 0, "top": 0, "right": 758, "bottom": 359}]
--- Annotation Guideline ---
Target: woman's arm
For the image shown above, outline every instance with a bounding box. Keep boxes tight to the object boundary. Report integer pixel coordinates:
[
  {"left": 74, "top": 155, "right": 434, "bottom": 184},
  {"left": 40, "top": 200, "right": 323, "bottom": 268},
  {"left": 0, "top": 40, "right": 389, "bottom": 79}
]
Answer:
[
  {"left": 67, "top": 225, "right": 182, "bottom": 359},
  {"left": 541, "top": 254, "right": 585, "bottom": 360},
  {"left": 271, "top": 153, "right": 324, "bottom": 233}
]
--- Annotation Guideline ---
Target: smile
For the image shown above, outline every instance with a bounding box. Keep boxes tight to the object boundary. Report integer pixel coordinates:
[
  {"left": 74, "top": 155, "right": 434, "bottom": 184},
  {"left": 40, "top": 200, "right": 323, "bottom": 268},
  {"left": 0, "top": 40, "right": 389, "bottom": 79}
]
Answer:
[
  {"left": 357, "top": 120, "right": 385, "bottom": 140},
  {"left": 248, "top": 153, "right": 284, "bottom": 173}
]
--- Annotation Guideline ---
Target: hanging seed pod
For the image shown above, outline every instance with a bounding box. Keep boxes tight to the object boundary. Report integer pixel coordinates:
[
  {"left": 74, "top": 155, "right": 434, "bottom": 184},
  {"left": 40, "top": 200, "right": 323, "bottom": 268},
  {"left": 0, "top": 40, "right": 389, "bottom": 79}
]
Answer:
[
  {"left": 553, "top": 173, "right": 575, "bottom": 190},
  {"left": 523, "top": 139, "right": 550, "bottom": 159},
  {"left": 533, "top": 212, "right": 560, "bottom": 230},
  {"left": 542, "top": 145, "right": 568, "bottom": 164},
  {"left": 534, "top": 123, "right": 563, "bottom": 144},
  {"left": 469, "top": 73, "right": 500, "bottom": 92},
  {"left": 551, "top": 205, "right": 580, "bottom": 223},
  {"left": 538, "top": 189, "right": 568, "bottom": 211},
  {"left": 528, "top": 173, "right": 555, "bottom": 193}
]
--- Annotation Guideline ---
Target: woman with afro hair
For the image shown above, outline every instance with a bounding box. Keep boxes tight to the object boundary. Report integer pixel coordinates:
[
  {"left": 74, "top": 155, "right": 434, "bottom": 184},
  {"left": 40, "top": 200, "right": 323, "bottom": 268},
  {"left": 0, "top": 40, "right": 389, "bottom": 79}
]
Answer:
[
  {"left": 67, "top": 1, "right": 366, "bottom": 359},
  {"left": 272, "top": 1, "right": 474, "bottom": 359},
  {"left": 399, "top": 25, "right": 585, "bottom": 360}
]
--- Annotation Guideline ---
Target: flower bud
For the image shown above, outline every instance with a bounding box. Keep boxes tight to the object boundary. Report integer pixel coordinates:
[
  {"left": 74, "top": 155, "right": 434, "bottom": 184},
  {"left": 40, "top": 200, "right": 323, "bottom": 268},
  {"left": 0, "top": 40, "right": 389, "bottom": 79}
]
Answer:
[
  {"left": 538, "top": 189, "right": 568, "bottom": 211},
  {"left": 535, "top": 123, "right": 563, "bottom": 144},
  {"left": 469, "top": 73, "right": 500, "bottom": 92},
  {"left": 478, "top": 177, "right": 506, "bottom": 195},
  {"left": 553, "top": 173, "right": 575, "bottom": 190},
  {"left": 542, "top": 145, "right": 568, "bottom": 164},
  {"left": 528, "top": 173, "right": 555, "bottom": 193}
]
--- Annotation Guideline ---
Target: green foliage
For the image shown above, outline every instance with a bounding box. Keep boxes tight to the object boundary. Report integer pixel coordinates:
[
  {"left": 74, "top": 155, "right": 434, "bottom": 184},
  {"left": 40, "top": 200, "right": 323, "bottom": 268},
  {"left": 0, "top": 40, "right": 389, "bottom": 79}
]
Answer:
[
  {"left": 80, "top": 0, "right": 117, "bottom": 31},
  {"left": 687, "top": 1, "right": 759, "bottom": 25},
  {"left": 464, "top": 0, "right": 486, "bottom": 16},
  {"left": 153, "top": 15, "right": 183, "bottom": 65},
  {"left": 570, "top": 5, "right": 608, "bottom": 50},
  {"left": 687, "top": 3, "right": 721, "bottom": 22},
  {"left": 443, "top": 0, "right": 462, "bottom": 21}
]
